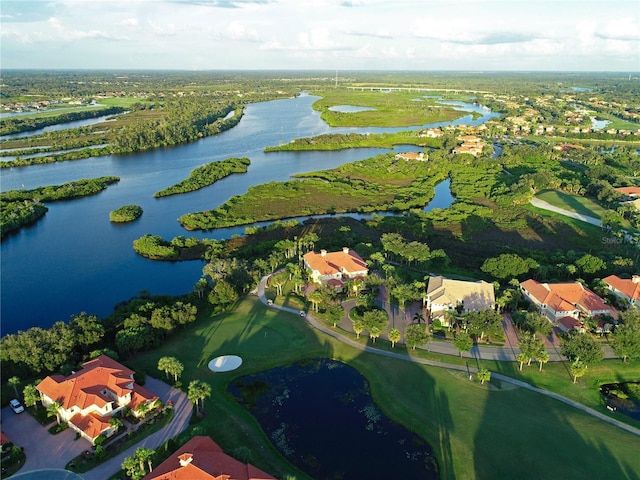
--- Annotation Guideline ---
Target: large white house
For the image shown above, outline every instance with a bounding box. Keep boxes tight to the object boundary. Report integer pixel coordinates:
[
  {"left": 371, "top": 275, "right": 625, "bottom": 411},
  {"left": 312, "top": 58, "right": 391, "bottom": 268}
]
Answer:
[
  {"left": 302, "top": 247, "right": 368, "bottom": 289},
  {"left": 426, "top": 276, "right": 495, "bottom": 326},
  {"left": 37, "top": 355, "right": 158, "bottom": 444}
]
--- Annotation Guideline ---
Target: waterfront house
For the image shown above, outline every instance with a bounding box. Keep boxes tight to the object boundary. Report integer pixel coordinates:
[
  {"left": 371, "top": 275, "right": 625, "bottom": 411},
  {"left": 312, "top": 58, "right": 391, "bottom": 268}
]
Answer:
[
  {"left": 37, "top": 355, "right": 158, "bottom": 444},
  {"left": 303, "top": 247, "right": 368, "bottom": 289},
  {"left": 143, "top": 435, "right": 276, "bottom": 480},
  {"left": 395, "top": 151, "right": 426, "bottom": 161}
]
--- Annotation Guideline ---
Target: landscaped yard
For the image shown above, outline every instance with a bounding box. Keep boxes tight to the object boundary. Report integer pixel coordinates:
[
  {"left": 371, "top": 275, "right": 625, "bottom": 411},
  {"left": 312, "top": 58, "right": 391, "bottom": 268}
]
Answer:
[{"left": 128, "top": 295, "right": 640, "bottom": 480}]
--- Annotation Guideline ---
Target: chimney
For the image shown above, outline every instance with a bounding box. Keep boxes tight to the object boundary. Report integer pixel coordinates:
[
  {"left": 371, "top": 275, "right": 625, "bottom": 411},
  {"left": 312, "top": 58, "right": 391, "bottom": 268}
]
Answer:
[
  {"left": 320, "top": 249, "right": 327, "bottom": 257},
  {"left": 342, "top": 247, "right": 349, "bottom": 254},
  {"left": 179, "top": 453, "right": 193, "bottom": 467},
  {"left": 632, "top": 275, "right": 640, "bottom": 284}
]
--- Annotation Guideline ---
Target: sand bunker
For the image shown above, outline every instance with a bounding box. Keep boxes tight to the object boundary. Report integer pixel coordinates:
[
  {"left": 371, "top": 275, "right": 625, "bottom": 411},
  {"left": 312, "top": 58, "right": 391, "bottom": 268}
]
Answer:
[{"left": 208, "top": 355, "right": 242, "bottom": 372}]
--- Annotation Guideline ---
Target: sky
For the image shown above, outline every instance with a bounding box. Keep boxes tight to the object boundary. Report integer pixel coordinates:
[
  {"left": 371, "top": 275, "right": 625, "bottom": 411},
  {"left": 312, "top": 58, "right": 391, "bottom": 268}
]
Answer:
[{"left": 1, "top": 0, "right": 639, "bottom": 71}]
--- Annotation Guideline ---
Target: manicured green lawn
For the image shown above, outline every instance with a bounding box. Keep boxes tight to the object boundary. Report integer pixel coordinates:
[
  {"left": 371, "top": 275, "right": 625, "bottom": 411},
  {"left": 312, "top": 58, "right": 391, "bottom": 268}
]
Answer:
[
  {"left": 129, "top": 296, "right": 640, "bottom": 480},
  {"left": 535, "top": 190, "right": 607, "bottom": 219}
]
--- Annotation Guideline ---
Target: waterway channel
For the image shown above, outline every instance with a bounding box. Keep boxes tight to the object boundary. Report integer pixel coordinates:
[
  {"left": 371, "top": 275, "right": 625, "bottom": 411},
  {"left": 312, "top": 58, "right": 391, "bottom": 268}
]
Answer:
[{"left": 1, "top": 93, "right": 498, "bottom": 334}]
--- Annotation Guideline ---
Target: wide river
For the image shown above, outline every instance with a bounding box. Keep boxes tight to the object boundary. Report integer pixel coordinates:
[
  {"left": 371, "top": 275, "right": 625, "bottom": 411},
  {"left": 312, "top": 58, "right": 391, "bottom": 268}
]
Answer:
[{"left": 1, "top": 93, "right": 498, "bottom": 334}]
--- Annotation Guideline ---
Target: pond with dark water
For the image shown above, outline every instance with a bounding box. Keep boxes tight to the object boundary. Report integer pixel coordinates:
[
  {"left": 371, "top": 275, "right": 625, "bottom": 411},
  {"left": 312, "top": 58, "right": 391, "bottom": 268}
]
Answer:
[
  {"left": 229, "top": 358, "right": 438, "bottom": 479},
  {"left": 600, "top": 382, "right": 640, "bottom": 421},
  {"left": 1, "top": 93, "right": 498, "bottom": 334}
]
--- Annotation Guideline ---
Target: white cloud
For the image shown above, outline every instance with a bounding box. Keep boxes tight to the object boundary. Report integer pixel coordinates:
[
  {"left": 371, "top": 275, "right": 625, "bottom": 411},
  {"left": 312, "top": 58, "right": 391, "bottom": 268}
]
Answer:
[
  {"left": 121, "top": 18, "right": 139, "bottom": 28},
  {"left": 225, "top": 21, "right": 260, "bottom": 41},
  {"left": 148, "top": 20, "right": 177, "bottom": 36}
]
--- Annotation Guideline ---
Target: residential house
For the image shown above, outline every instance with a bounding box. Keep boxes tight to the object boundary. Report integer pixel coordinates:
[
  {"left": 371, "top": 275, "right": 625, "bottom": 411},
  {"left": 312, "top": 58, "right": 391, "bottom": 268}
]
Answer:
[
  {"left": 426, "top": 276, "right": 495, "bottom": 327},
  {"left": 602, "top": 274, "right": 640, "bottom": 308},
  {"left": 395, "top": 151, "right": 426, "bottom": 161},
  {"left": 452, "top": 135, "right": 486, "bottom": 157},
  {"left": 519, "top": 279, "right": 617, "bottom": 328},
  {"left": 37, "top": 355, "right": 158, "bottom": 444},
  {"left": 143, "top": 435, "right": 276, "bottom": 480},
  {"left": 303, "top": 247, "right": 368, "bottom": 290}
]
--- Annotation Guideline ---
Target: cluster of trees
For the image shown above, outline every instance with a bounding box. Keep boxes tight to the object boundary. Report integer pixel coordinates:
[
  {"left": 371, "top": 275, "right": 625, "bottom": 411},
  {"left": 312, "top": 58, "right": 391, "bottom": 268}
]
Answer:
[
  {"left": 265, "top": 131, "right": 442, "bottom": 152},
  {"left": 379, "top": 232, "right": 447, "bottom": 268},
  {"left": 112, "top": 100, "right": 240, "bottom": 153},
  {"left": 0, "top": 106, "right": 125, "bottom": 135},
  {"left": 154, "top": 157, "right": 250, "bottom": 197},
  {"left": 1, "top": 176, "right": 119, "bottom": 236},
  {"left": 110, "top": 204, "right": 143, "bottom": 223},
  {"left": 0, "top": 313, "right": 105, "bottom": 375},
  {"left": 115, "top": 301, "right": 197, "bottom": 357}
]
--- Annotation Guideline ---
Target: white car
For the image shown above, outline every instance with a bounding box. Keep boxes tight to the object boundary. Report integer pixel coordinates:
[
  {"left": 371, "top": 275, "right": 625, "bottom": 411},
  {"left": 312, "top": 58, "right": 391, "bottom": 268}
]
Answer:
[{"left": 9, "top": 399, "right": 24, "bottom": 414}]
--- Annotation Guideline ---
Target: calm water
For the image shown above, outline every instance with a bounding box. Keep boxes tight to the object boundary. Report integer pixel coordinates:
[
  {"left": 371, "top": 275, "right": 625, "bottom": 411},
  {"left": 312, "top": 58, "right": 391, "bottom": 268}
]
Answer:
[
  {"left": 1, "top": 93, "right": 497, "bottom": 334},
  {"left": 229, "top": 359, "right": 438, "bottom": 479}
]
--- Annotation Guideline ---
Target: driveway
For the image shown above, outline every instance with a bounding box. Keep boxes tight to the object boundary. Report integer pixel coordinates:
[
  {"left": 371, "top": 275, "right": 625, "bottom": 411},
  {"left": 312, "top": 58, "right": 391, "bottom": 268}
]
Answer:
[{"left": 2, "top": 376, "right": 191, "bottom": 479}]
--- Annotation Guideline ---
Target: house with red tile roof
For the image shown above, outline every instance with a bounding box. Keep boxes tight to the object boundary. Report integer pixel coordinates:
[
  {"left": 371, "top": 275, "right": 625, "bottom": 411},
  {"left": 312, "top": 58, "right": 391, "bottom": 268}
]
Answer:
[
  {"left": 303, "top": 247, "right": 368, "bottom": 289},
  {"left": 143, "top": 435, "right": 276, "bottom": 480},
  {"left": 602, "top": 274, "right": 640, "bottom": 308},
  {"left": 520, "top": 279, "right": 617, "bottom": 326},
  {"left": 36, "top": 355, "right": 158, "bottom": 444},
  {"left": 394, "top": 151, "right": 426, "bottom": 161}
]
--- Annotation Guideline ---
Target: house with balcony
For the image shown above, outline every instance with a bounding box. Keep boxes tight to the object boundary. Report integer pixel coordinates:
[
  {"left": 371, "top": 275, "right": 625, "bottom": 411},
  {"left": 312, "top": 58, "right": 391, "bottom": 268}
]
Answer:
[
  {"left": 303, "top": 247, "right": 368, "bottom": 290},
  {"left": 143, "top": 435, "right": 276, "bottom": 480},
  {"left": 426, "top": 276, "right": 495, "bottom": 327},
  {"left": 36, "top": 355, "right": 158, "bottom": 444},
  {"left": 519, "top": 279, "right": 617, "bottom": 329}
]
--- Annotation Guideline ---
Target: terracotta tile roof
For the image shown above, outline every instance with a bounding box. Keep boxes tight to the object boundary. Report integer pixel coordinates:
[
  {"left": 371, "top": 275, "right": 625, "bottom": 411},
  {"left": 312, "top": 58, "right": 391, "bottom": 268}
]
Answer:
[
  {"left": 303, "top": 248, "right": 368, "bottom": 277},
  {"left": 520, "top": 279, "right": 615, "bottom": 317},
  {"left": 558, "top": 316, "right": 583, "bottom": 331},
  {"left": 615, "top": 186, "right": 640, "bottom": 197},
  {"left": 603, "top": 275, "right": 640, "bottom": 301},
  {"left": 69, "top": 412, "right": 112, "bottom": 440},
  {"left": 36, "top": 355, "right": 152, "bottom": 411},
  {"left": 1, "top": 431, "right": 10, "bottom": 445},
  {"left": 144, "top": 436, "right": 276, "bottom": 480}
]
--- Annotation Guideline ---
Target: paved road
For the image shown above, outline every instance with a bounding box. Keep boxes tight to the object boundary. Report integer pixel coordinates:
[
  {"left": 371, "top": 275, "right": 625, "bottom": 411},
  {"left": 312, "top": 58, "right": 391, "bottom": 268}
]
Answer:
[
  {"left": 4, "top": 377, "right": 192, "bottom": 480},
  {"left": 530, "top": 197, "right": 601, "bottom": 226},
  {"left": 258, "top": 275, "right": 640, "bottom": 437}
]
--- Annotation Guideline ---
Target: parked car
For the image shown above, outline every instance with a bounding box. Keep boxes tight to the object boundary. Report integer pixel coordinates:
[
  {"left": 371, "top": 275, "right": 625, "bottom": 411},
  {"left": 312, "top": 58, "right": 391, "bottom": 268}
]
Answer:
[{"left": 9, "top": 399, "right": 24, "bottom": 414}]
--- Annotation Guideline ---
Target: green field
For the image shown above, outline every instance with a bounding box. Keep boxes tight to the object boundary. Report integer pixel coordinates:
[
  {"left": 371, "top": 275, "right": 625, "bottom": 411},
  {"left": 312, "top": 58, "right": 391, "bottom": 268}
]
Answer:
[
  {"left": 535, "top": 190, "right": 607, "bottom": 219},
  {"left": 129, "top": 296, "right": 640, "bottom": 480}
]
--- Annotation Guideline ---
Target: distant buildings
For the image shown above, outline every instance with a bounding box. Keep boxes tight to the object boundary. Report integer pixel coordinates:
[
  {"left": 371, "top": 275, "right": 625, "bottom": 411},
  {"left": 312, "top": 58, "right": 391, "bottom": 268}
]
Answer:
[
  {"left": 394, "top": 151, "right": 426, "bottom": 161},
  {"left": 143, "top": 435, "right": 276, "bottom": 480},
  {"left": 37, "top": 355, "right": 158, "bottom": 444},
  {"left": 452, "top": 135, "right": 486, "bottom": 156}
]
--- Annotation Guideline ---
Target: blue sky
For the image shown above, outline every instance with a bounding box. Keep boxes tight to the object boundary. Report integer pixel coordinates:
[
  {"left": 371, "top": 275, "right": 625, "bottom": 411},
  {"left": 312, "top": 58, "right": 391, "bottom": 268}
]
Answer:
[{"left": 2, "top": 0, "right": 639, "bottom": 71}]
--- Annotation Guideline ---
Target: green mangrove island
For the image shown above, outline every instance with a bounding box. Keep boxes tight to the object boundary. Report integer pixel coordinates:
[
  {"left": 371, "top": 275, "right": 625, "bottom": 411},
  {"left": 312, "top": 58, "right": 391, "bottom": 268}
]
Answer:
[
  {"left": 154, "top": 157, "right": 250, "bottom": 197},
  {"left": 110, "top": 205, "right": 143, "bottom": 223}
]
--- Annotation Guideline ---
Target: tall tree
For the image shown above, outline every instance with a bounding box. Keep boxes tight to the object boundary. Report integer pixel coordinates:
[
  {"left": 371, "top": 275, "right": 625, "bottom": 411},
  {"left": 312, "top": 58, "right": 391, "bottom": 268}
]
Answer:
[
  {"left": 23, "top": 383, "right": 41, "bottom": 410},
  {"left": 536, "top": 350, "right": 550, "bottom": 371},
  {"left": 69, "top": 312, "right": 105, "bottom": 354},
  {"left": 453, "top": 331, "right": 473, "bottom": 358},
  {"left": 560, "top": 331, "right": 604, "bottom": 365},
  {"left": 47, "top": 401, "right": 62, "bottom": 425},
  {"left": 611, "top": 322, "right": 640, "bottom": 362},
  {"left": 307, "top": 290, "right": 323, "bottom": 313},
  {"left": 405, "top": 323, "right": 431, "bottom": 350},
  {"left": 188, "top": 380, "right": 212, "bottom": 415}
]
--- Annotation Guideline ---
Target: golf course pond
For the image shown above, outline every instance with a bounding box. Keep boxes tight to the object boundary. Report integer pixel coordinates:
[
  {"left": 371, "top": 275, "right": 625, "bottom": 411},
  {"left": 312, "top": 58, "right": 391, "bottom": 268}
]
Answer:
[
  {"left": 600, "top": 382, "right": 640, "bottom": 421},
  {"left": 228, "top": 358, "right": 438, "bottom": 479}
]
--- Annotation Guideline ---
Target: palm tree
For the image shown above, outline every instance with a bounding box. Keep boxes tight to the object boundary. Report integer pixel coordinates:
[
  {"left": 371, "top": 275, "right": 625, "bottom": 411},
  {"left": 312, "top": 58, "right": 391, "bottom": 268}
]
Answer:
[
  {"left": 369, "top": 325, "right": 382, "bottom": 343},
  {"left": 158, "top": 356, "right": 184, "bottom": 383},
  {"left": 352, "top": 318, "right": 365, "bottom": 339},
  {"left": 109, "top": 416, "right": 124, "bottom": 433},
  {"left": 307, "top": 290, "right": 323, "bottom": 313},
  {"left": 188, "top": 380, "right": 212, "bottom": 415},
  {"left": 388, "top": 328, "right": 401, "bottom": 348},
  {"left": 516, "top": 352, "right": 528, "bottom": 372},
  {"left": 8, "top": 376, "right": 21, "bottom": 399},
  {"left": 477, "top": 368, "right": 491, "bottom": 385},
  {"left": 47, "top": 401, "right": 62, "bottom": 425},
  {"left": 23, "top": 383, "right": 41, "bottom": 411},
  {"left": 570, "top": 359, "right": 587, "bottom": 384},
  {"left": 134, "top": 447, "right": 155, "bottom": 475},
  {"left": 157, "top": 356, "right": 173, "bottom": 379},
  {"left": 536, "top": 350, "right": 550, "bottom": 371}
]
